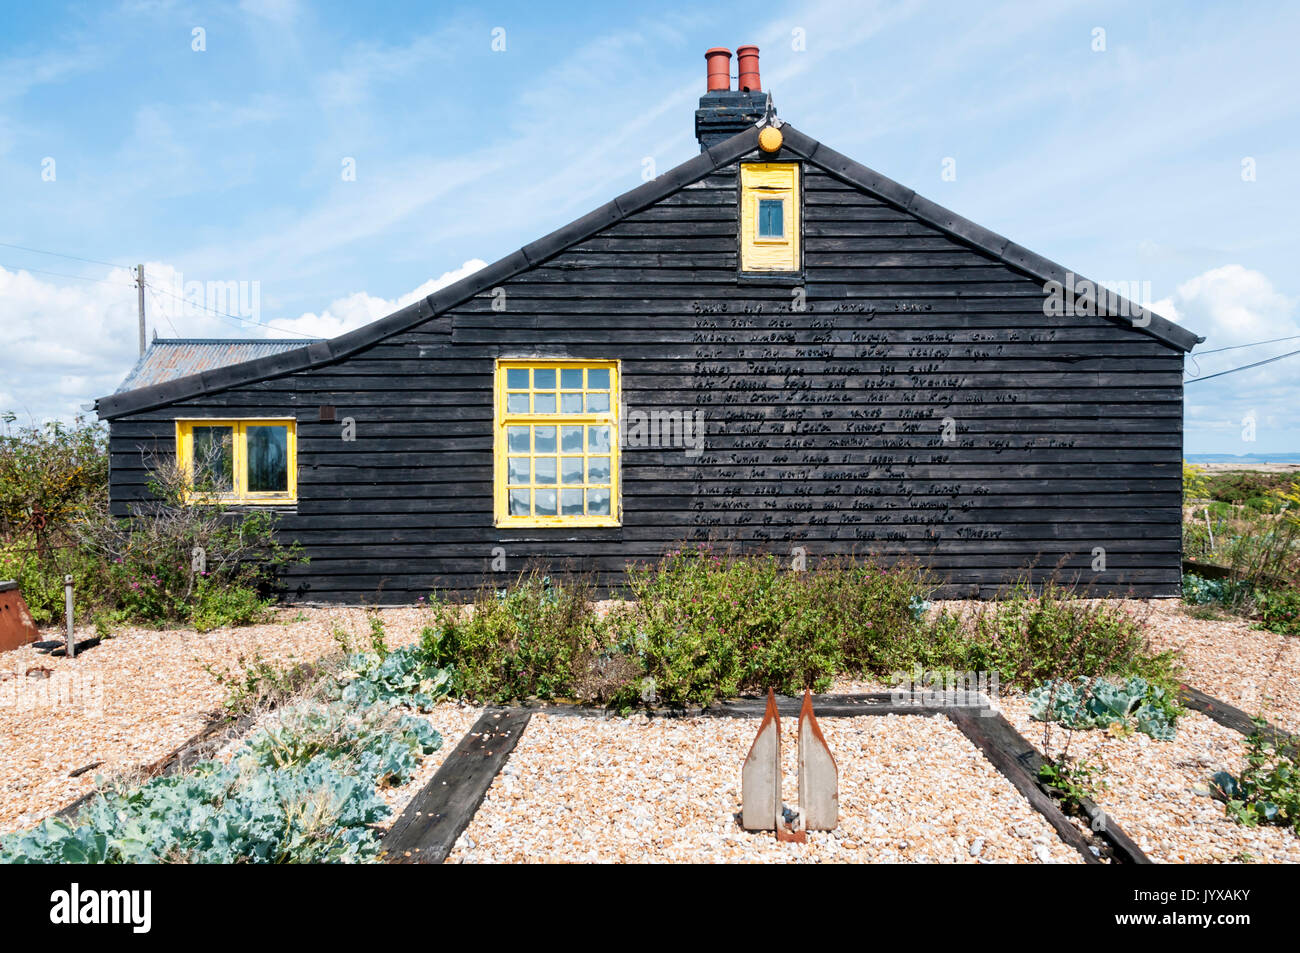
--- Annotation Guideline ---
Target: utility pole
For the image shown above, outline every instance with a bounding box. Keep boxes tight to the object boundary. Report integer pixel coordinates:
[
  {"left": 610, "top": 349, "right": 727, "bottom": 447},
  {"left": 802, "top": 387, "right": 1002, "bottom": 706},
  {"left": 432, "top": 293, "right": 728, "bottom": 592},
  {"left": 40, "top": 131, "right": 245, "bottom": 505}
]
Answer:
[{"left": 136, "top": 264, "right": 146, "bottom": 355}]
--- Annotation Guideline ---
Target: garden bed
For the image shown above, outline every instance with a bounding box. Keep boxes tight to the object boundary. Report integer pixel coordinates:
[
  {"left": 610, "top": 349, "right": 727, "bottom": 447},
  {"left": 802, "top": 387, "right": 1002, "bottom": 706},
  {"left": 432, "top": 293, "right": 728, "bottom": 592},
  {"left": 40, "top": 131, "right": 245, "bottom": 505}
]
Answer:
[
  {"left": 999, "top": 695, "right": 1300, "bottom": 864},
  {"left": 906, "top": 598, "right": 1300, "bottom": 735},
  {"left": 444, "top": 713, "right": 1085, "bottom": 864},
  {"left": 0, "top": 606, "right": 437, "bottom": 833}
]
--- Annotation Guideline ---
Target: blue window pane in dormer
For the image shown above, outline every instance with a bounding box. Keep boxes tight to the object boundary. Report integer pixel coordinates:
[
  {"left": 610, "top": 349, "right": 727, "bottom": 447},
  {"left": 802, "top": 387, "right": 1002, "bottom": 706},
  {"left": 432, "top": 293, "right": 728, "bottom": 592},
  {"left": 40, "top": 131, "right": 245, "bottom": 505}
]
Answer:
[{"left": 758, "top": 199, "right": 784, "bottom": 237}]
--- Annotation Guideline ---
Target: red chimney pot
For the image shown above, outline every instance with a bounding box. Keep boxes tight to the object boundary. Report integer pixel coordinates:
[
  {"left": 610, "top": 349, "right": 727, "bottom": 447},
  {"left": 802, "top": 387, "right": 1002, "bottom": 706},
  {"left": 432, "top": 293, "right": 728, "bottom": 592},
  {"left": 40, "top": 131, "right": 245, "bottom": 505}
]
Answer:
[
  {"left": 705, "top": 47, "right": 732, "bottom": 92},
  {"left": 736, "top": 44, "right": 760, "bottom": 92}
]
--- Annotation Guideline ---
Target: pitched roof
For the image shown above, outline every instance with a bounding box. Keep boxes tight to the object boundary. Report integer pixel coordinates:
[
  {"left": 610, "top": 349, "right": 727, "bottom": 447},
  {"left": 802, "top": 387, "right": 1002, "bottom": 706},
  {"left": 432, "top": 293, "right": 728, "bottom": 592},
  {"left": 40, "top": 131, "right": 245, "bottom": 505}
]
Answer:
[
  {"left": 115, "top": 338, "right": 325, "bottom": 393},
  {"left": 97, "top": 123, "right": 1202, "bottom": 420}
]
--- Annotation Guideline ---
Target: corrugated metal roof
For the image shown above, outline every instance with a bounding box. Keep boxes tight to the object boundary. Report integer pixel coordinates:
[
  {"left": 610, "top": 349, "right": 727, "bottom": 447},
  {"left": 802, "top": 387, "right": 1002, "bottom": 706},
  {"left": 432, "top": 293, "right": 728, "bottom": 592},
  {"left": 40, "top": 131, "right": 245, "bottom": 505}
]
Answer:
[{"left": 115, "top": 338, "right": 323, "bottom": 393}]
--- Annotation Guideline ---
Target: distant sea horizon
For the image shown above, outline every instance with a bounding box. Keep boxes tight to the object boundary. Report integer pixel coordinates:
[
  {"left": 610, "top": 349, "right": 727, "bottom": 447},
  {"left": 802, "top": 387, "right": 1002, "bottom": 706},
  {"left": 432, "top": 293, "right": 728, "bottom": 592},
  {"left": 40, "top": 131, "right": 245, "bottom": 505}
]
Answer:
[{"left": 1184, "top": 452, "right": 1300, "bottom": 463}]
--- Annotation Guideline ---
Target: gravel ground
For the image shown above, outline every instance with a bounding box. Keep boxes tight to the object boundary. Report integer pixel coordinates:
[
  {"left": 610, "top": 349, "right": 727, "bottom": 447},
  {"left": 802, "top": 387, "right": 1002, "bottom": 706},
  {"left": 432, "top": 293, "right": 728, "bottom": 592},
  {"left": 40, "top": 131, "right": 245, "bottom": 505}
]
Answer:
[
  {"left": 999, "top": 696, "right": 1300, "bottom": 864},
  {"left": 1140, "top": 601, "right": 1300, "bottom": 734},
  {"left": 4, "top": 595, "right": 1296, "bottom": 864},
  {"left": 0, "top": 607, "right": 438, "bottom": 834},
  {"left": 446, "top": 713, "right": 1084, "bottom": 864}
]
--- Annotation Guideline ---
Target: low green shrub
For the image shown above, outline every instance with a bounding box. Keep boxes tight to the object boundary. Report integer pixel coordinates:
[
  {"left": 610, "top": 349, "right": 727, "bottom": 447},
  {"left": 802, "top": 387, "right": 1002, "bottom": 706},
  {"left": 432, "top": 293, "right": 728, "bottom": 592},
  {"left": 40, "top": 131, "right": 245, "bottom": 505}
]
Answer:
[
  {"left": 608, "top": 549, "right": 935, "bottom": 707},
  {"left": 1254, "top": 587, "right": 1300, "bottom": 636},
  {"left": 1211, "top": 722, "right": 1300, "bottom": 836},
  {"left": 337, "top": 643, "right": 453, "bottom": 712},
  {"left": 1182, "top": 573, "right": 1237, "bottom": 606},
  {"left": 1037, "top": 754, "right": 1107, "bottom": 813},
  {"left": 0, "top": 756, "right": 393, "bottom": 864},
  {"left": 406, "top": 553, "right": 1175, "bottom": 709},
  {"left": 191, "top": 578, "right": 271, "bottom": 632},
  {"left": 1029, "top": 676, "right": 1181, "bottom": 740},
  {"left": 244, "top": 700, "right": 441, "bottom": 787},
  {"left": 958, "top": 581, "right": 1179, "bottom": 692},
  {"left": 205, "top": 653, "right": 318, "bottom": 716},
  {"left": 427, "top": 572, "right": 629, "bottom": 704}
]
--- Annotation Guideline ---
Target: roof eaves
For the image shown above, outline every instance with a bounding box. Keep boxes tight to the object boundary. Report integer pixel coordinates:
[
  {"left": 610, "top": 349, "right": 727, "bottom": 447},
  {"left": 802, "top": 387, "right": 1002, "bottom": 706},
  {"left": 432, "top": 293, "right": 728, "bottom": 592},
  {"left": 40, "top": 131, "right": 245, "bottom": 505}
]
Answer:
[{"left": 779, "top": 125, "right": 1203, "bottom": 353}]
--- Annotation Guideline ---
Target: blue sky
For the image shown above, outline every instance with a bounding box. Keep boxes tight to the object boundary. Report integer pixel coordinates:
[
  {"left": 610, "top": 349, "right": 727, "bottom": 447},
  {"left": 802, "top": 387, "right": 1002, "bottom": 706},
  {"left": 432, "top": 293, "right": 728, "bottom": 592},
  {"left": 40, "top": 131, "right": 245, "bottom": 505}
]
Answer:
[{"left": 1, "top": 0, "right": 1297, "bottom": 455}]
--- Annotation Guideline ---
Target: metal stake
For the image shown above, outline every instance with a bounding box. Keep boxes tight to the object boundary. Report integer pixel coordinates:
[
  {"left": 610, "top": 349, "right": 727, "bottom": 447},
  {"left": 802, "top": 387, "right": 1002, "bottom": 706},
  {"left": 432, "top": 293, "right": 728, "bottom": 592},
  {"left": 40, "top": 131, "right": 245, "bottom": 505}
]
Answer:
[{"left": 63, "top": 574, "right": 75, "bottom": 658}]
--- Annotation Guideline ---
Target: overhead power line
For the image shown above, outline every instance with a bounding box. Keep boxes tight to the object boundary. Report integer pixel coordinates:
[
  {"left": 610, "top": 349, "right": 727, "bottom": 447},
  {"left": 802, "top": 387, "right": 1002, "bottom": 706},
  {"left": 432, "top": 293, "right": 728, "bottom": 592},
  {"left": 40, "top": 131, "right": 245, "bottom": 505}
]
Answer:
[
  {"left": 1185, "top": 346, "right": 1300, "bottom": 383},
  {"left": 144, "top": 283, "right": 181, "bottom": 339},
  {"left": 143, "top": 280, "right": 319, "bottom": 338},
  {"left": 1196, "top": 332, "right": 1300, "bottom": 356},
  {"left": 0, "top": 261, "right": 134, "bottom": 286},
  {"left": 0, "top": 240, "right": 132, "bottom": 270}
]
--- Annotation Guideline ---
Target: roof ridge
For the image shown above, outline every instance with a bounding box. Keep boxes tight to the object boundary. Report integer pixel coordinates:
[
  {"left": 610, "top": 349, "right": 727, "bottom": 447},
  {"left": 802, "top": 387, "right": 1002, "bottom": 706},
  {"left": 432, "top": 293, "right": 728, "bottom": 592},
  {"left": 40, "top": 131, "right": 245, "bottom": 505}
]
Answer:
[
  {"left": 145, "top": 337, "right": 325, "bottom": 344},
  {"left": 776, "top": 125, "right": 1202, "bottom": 353},
  {"left": 97, "top": 122, "right": 1199, "bottom": 420}
]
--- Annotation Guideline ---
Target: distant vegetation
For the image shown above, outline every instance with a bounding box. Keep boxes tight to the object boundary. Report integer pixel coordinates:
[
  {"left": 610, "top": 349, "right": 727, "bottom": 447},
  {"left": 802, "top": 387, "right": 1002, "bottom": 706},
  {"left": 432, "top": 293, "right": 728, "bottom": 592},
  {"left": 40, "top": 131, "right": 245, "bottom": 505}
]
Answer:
[{"left": 1182, "top": 461, "right": 1300, "bottom": 635}]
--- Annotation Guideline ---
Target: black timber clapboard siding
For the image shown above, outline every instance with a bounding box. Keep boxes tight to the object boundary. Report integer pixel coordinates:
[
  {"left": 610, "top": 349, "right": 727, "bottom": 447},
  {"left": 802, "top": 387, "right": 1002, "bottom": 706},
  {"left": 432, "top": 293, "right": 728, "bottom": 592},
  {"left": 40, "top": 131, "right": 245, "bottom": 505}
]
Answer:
[{"left": 102, "top": 126, "right": 1194, "bottom": 602}]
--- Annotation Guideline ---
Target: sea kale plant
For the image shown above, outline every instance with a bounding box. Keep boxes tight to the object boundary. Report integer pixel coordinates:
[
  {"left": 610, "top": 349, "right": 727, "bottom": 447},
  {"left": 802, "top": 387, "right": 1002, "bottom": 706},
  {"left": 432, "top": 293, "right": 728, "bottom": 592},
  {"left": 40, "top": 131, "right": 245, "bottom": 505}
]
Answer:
[
  {"left": 336, "top": 642, "right": 453, "bottom": 712},
  {"left": 1029, "top": 676, "right": 1181, "bottom": 740},
  {"left": 0, "top": 637, "right": 450, "bottom": 864}
]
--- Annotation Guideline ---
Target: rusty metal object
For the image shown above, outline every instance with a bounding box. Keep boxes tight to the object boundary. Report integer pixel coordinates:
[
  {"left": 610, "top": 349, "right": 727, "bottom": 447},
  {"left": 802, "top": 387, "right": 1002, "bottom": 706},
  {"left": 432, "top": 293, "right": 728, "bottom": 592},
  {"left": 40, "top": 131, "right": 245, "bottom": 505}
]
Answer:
[
  {"left": 743, "top": 689, "right": 839, "bottom": 840},
  {"left": 741, "top": 688, "right": 781, "bottom": 830},
  {"left": 798, "top": 690, "right": 839, "bottom": 830},
  {"left": 115, "top": 338, "right": 324, "bottom": 393},
  {"left": 0, "top": 581, "right": 38, "bottom": 653},
  {"left": 775, "top": 823, "right": 807, "bottom": 843}
]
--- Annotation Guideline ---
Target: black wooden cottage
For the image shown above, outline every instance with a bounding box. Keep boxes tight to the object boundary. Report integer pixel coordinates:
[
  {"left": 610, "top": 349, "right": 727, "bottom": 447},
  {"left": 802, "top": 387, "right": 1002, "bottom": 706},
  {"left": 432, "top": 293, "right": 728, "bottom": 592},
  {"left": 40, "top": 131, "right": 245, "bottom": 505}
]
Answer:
[{"left": 97, "top": 47, "right": 1201, "bottom": 603}]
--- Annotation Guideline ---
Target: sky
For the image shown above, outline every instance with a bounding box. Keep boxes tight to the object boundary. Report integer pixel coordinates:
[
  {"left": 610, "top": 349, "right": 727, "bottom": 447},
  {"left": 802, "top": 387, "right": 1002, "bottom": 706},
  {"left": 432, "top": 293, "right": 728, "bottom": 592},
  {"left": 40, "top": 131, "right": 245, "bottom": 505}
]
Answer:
[{"left": 1, "top": 0, "right": 1297, "bottom": 456}]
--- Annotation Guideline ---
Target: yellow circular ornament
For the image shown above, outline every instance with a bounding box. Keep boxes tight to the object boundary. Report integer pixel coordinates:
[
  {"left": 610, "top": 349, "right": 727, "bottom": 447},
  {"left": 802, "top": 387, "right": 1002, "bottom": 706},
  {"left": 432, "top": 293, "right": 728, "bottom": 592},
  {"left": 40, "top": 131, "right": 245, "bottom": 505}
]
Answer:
[{"left": 758, "top": 126, "right": 783, "bottom": 153}]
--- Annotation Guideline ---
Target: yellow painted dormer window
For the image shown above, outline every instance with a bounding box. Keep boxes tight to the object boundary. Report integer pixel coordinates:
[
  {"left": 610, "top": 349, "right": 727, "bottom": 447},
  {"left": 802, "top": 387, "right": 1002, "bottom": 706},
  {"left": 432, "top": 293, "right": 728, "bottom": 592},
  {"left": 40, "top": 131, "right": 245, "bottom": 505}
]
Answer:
[
  {"left": 740, "top": 162, "right": 800, "bottom": 272},
  {"left": 175, "top": 418, "right": 297, "bottom": 504},
  {"left": 494, "top": 360, "right": 621, "bottom": 527}
]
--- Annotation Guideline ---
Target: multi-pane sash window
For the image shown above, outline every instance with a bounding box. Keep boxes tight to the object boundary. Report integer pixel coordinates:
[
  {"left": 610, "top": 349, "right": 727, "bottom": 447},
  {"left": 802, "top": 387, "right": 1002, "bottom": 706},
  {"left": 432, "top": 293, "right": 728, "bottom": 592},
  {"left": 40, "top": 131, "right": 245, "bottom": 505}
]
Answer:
[
  {"left": 494, "top": 361, "right": 620, "bottom": 527},
  {"left": 175, "top": 419, "right": 297, "bottom": 503}
]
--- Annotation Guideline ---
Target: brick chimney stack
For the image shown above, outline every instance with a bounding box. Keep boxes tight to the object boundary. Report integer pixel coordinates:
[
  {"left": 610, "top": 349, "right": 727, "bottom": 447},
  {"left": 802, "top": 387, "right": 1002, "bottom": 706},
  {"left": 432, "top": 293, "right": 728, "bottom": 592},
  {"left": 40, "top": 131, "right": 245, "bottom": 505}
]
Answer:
[{"left": 694, "top": 44, "right": 772, "bottom": 151}]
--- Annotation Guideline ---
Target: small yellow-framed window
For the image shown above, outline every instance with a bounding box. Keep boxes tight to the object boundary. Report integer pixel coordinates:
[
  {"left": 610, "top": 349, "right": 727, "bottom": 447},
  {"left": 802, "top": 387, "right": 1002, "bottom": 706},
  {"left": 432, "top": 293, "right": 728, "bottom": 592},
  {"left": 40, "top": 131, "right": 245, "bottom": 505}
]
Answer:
[
  {"left": 494, "top": 360, "right": 620, "bottom": 527},
  {"left": 175, "top": 419, "right": 297, "bottom": 504},
  {"left": 740, "top": 162, "right": 800, "bottom": 272}
]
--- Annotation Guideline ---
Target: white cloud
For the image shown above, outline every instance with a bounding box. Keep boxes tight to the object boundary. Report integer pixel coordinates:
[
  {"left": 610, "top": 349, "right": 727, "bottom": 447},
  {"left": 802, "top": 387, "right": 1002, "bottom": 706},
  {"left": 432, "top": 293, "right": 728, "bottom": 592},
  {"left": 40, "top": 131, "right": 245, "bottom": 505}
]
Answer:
[
  {"left": 1162, "top": 265, "right": 1296, "bottom": 346},
  {"left": 0, "top": 258, "right": 486, "bottom": 425},
  {"left": 1170, "top": 265, "right": 1300, "bottom": 453},
  {"left": 267, "top": 259, "right": 486, "bottom": 337}
]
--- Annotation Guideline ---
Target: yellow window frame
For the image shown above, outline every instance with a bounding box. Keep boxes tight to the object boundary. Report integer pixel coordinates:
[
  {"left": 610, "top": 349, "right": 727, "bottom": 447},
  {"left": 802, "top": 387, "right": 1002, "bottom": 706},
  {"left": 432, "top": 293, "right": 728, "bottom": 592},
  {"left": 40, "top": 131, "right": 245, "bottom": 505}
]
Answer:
[
  {"left": 740, "top": 162, "right": 800, "bottom": 272},
  {"left": 494, "top": 359, "right": 621, "bottom": 528},
  {"left": 175, "top": 418, "right": 297, "bottom": 504}
]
